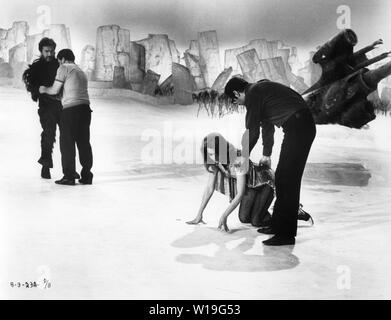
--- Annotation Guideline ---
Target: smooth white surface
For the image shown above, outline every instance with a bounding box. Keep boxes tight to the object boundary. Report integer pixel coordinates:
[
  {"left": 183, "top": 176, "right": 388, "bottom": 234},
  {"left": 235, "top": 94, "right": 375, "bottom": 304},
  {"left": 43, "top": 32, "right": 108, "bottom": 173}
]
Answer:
[{"left": 1, "top": 86, "right": 391, "bottom": 299}]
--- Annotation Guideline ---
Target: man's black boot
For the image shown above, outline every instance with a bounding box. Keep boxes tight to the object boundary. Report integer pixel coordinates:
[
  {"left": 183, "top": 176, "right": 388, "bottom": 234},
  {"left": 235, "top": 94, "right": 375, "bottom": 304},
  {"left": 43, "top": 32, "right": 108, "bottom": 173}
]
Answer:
[
  {"left": 41, "top": 166, "right": 51, "bottom": 179},
  {"left": 55, "top": 177, "right": 75, "bottom": 186},
  {"left": 79, "top": 173, "right": 93, "bottom": 185},
  {"left": 263, "top": 235, "right": 295, "bottom": 246}
]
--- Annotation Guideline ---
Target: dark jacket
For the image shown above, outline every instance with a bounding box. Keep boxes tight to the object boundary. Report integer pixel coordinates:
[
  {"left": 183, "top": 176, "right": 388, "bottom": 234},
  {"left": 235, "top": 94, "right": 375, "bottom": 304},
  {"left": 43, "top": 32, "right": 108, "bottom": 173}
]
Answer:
[
  {"left": 243, "top": 80, "right": 308, "bottom": 156},
  {"left": 23, "top": 58, "right": 60, "bottom": 102}
]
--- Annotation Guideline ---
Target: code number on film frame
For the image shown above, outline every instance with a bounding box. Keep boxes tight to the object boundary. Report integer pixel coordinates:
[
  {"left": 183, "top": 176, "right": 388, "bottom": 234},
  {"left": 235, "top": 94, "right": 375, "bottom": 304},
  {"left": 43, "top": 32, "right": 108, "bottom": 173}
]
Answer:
[{"left": 192, "top": 304, "right": 240, "bottom": 315}]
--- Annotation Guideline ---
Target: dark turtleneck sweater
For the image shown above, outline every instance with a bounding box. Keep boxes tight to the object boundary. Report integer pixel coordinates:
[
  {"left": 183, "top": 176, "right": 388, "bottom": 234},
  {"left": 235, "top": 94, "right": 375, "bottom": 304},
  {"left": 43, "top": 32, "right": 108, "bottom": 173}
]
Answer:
[
  {"left": 28, "top": 57, "right": 60, "bottom": 102},
  {"left": 242, "top": 80, "right": 308, "bottom": 156}
]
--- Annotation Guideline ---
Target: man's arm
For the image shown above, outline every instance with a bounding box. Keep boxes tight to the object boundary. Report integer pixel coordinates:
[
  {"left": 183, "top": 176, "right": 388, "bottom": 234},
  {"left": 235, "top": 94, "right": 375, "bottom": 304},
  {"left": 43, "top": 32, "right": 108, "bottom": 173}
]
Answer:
[
  {"left": 243, "top": 89, "right": 262, "bottom": 157},
  {"left": 39, "top": 64, "right": 65, "bottom": 95},
  {"left": 241, "top": 127, "right": 260, "bottom": 157},
  {"left": 261, "top": 121, "right": 275, "bottom": 157},
  {"left": 39, "top": 80, "right": 63, "bottom": 95}
]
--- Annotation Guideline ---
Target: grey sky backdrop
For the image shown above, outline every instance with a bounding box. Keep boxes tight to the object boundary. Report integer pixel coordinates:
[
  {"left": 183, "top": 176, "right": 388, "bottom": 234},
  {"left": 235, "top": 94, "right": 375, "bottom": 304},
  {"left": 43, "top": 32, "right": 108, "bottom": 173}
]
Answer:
[{"left": 1, "top": 0, "right": 391, "bottom": 62}]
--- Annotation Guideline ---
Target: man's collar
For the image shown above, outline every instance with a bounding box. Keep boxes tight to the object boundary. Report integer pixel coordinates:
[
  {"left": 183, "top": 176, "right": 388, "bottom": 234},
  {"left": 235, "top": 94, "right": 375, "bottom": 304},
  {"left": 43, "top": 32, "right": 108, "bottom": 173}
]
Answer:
[
  {"left": 243, "top": 83, "right": 253, "bottom": 109},
  {"left": 40, "top": 57, "right": 57, "bottom": 64},
  {"left": 244, "top": 83, "right": 252, "bottom": 95}
]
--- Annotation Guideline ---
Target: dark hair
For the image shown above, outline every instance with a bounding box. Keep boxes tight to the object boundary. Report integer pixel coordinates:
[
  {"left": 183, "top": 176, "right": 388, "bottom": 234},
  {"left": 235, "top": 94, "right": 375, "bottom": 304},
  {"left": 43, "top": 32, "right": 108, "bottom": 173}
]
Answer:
[
  {"left": 201, "top": 133, "right": 239, "bottom": 173},
  {"left": 57, "top": 49, "right": 75, "bottom": 62},
  {"left": 224, "top": 77, "right": 249, "bottom": 100},
  {"left": 38, "top": 37, "right": 56, "bottom": 52}
]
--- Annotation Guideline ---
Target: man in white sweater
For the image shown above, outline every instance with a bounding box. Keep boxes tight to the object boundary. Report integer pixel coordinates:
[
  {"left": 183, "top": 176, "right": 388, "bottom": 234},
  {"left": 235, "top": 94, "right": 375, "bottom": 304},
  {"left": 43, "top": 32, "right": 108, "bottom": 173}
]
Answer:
[{"left": 39, "top": 49, "right": 93, "bottom": 186}]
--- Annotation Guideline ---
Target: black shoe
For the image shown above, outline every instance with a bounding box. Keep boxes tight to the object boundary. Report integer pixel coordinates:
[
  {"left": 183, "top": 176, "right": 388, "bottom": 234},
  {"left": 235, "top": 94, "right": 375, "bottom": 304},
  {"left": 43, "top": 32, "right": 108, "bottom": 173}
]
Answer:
[
  {"left": 257, "top": 226, "right": 275, "bottom": 235},
  {"left": 263, "top": 235, "right": 295, "bottom": 246},
  {"left": 55, "top": 177, "right": 75, "bottom": 185},
  {"left": 298, "top": 204, "right": 314, "bottom": 225},
  {"left": 79, "top": 173, "right": 93, "bottom": 185},
  {"left": 41, "top": 166, "right": 51, "bottom": 179},
  {"left": 73, "top": 172, "right": 81, "bottom": 179}
]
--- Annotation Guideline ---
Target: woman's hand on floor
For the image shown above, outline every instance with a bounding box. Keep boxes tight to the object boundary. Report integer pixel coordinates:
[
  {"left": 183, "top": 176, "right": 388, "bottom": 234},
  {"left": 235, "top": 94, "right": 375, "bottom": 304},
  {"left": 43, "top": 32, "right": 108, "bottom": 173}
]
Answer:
[
  {"left": 186, "top": 216, "right": 206, "bottom": 225},
  {"left": 218, "top": 214, "right": 229, "bottom": 232}
]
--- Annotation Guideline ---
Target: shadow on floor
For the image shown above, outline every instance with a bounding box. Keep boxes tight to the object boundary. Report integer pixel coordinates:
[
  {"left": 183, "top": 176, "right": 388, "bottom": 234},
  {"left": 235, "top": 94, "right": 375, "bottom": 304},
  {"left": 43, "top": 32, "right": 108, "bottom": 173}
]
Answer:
[
  {"left": 172, "top": 227, "right": 299, "bottom": 272},
  {"left": 303, "top": 163, "right": 371, "bottom": 187},
  {"left": 98, "top": 162, "right": 372, "bottom": 187},
  {"left": 95, "top": 163, "right": 204, "bottom": 184}
]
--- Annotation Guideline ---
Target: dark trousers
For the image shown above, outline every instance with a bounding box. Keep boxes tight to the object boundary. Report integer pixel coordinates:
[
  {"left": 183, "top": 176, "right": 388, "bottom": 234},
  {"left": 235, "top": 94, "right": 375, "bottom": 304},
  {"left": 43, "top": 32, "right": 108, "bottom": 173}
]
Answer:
[
  {"left": 59, "top": 105, "right": 93, "bottom": 179},
  {"left": 272, "top": 108, "right": 316, "bottom": 237},
  {"left": 37, "top": 97, "right": 62, "bottom": 168}
]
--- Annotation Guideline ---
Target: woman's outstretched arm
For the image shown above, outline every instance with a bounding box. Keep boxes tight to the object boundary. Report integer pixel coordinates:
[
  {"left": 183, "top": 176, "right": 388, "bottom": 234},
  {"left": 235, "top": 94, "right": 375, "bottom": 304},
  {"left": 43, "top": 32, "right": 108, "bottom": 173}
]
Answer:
[
  {"left": 218, "top": 174, "right": 246, "bottom": 232},
  {"left": 186, "top": 170, "right": 217, "bottom": 224}
]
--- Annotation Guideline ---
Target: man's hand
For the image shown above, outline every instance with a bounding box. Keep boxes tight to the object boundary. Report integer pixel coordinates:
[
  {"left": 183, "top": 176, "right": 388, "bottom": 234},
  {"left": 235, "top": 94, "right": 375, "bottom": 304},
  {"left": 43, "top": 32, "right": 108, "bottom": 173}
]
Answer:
[
  {"left": 39, "top": 86, "right": 46, "bottom": 94},
  {"left": 259, "top": 156, "right": 271, "bottom": 168}
]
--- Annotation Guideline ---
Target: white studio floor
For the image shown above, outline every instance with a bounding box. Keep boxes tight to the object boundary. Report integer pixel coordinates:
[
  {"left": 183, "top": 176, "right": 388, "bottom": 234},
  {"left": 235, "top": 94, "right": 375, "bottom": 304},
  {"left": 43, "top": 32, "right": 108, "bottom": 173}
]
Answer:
[{"left": 1, "top": 86, "right": 391, "bottom": 299}]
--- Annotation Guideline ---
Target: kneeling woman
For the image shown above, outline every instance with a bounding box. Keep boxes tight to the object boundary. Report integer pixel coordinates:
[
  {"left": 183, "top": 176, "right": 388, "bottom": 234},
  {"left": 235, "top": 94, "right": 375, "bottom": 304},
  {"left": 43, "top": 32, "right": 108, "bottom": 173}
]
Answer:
[{"left": 187, "top": 132, "right": 273, "bottom": 232}]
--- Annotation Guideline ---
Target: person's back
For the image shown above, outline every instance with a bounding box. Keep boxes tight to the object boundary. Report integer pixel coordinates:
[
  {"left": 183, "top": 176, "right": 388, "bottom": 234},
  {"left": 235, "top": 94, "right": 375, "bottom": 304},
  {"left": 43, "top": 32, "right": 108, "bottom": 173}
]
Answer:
[
  {"left": 45, "top": 49, "right": 93, "bottom": 185},
  {"left": 56, "top": 63, "right": 89, "bottom": 109},
  {"left": 246, "top": 80, "right": 308, "bottom": 127}
]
